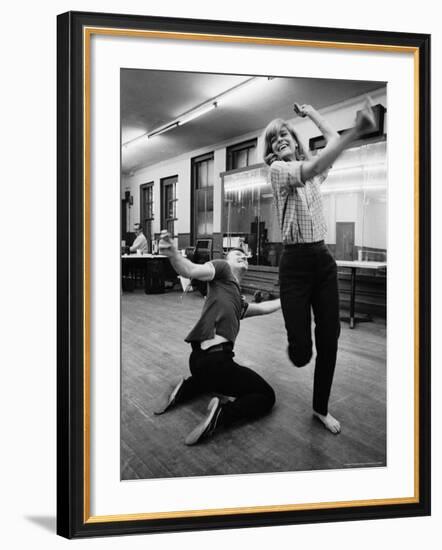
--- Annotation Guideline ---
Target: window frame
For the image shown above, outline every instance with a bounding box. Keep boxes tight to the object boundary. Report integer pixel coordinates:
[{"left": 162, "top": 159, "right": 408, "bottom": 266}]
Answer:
[
  {"left": 226, "top": 138, "right": 258, "bottom": 171},
  {"left": 160, "top": 175, "right": 178, "bottom": 237},
  {"left": 191, "top": 152, "right": 215, "bottom": 242}
]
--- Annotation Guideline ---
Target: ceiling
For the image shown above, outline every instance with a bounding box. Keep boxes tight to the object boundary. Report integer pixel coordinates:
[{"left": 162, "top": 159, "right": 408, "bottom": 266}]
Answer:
[{"left": 121, "top": 69, "right": 384, "bottom": 174}]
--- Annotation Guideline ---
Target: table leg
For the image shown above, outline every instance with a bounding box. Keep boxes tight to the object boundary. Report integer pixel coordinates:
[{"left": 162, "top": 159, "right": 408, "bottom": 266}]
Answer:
[
  {"left": 349, "top": 267, "right": 356, "bottom": 329},
  {"left": 144, "top": 260, "right": 149, "bottom": 294},
  {"left": 145, "top": 258, "right": 165, "bottom": 294},
  {"left": 339, "top": 266, "right": 374, "bottom": 328}
]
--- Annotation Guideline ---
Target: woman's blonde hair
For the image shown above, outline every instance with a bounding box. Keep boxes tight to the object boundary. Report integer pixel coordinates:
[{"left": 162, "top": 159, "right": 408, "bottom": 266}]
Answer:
[{"left": 263, "top": 118, "right": 309, "bottom": 165}]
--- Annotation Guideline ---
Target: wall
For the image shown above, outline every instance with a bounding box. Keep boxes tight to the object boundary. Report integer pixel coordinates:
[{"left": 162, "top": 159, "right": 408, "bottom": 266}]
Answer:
[
  {"left": 123, "top": 157, "right": 191, "bottom": 236},
  {"left": 124, "top": 88, "right": 387, "bottom": 250},
  {"left": 364, "top": 199, "right": 388, "bottom": 250},
  {"left": 290, "top": 87, "right": 387, "bottom": 147},
  {"left": 296, "top": 89, "right": 387, "bottom": 250},
  {"left": 124, "top": 129, "right": 257, "bottom": 238}
]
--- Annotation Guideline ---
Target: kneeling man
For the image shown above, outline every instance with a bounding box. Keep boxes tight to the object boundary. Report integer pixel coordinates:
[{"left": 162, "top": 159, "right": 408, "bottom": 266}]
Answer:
[{"left": 155, "top": 231, "right": 280, "bottom": 445}]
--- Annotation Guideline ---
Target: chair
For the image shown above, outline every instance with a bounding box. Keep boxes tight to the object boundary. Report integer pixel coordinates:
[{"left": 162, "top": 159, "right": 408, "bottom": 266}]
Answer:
[
  {"left": 184, "top": 246, "right": 196, "bottom": 261},
  {"left": 191, "top": 238, "right": 213, "bottom": 296},
  {"left": 194, "top": 239, "right": 213, "bottom": 263}
]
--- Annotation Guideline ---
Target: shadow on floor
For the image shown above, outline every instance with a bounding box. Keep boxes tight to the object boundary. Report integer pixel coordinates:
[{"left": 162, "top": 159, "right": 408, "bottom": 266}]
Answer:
[{"left": 25, "top": 515, "right": 56, "bottom": 533}]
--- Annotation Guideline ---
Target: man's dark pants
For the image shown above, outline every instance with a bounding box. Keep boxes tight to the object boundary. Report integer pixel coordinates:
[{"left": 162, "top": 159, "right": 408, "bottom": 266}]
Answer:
[
  {"left": 279, "top": 241, "right": 340, "bottom": 415},
  {"left": 178, "top": 343, "right": 275, "bottom": 426}
]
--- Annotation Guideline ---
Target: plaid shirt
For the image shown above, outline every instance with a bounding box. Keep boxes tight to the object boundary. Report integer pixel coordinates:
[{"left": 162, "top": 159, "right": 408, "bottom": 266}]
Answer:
[{"left": 270, "top": 161, "right": 328, "bottom": 244}]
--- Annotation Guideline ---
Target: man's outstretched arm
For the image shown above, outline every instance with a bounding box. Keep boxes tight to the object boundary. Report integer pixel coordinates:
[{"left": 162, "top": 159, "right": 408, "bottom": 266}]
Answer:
[
  {"left": 158, "top": 231, "right": 215, "bottom": 281},
  {"left": 244, "top": 299, "right": 281, "bottom": 318}
]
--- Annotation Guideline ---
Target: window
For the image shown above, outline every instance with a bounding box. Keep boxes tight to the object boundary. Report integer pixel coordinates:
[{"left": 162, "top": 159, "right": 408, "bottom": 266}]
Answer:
[
  {"left": 222, "top": 166, "right": 273, "bottom": 266},
  {"left": 140, "top": 182, "right": 154, "bottom": 250},
  {"left": 221, "top": 140, "right": 387, "bottom": 267},
  {"left": 321, "top": 140, "right": 387, "bottom": 262},
  {"left": 160, "top": 176, "right": 178, "bottom": 236},
  {"left": 191, "top": 153, "right": 214, "bottom": 239},
  {"left": 226, "top": 138, "right": 257, "bottom": 171}
]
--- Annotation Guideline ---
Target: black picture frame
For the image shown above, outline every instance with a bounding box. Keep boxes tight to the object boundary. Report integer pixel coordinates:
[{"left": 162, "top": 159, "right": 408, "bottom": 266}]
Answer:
[{"left": 57, "top": 10, "right": 431, "bottom": 539}]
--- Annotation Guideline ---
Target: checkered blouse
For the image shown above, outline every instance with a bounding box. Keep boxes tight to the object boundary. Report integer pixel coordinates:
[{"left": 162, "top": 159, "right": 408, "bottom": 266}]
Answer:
[{"left": 270, "top": 161, "right": 328, "bottom": 244}]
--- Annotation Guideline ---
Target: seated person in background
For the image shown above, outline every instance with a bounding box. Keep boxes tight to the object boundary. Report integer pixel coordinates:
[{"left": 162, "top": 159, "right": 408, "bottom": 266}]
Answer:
[
  {"left": 154, "top": 230, "right": 281, "bottom": 446},
  {"left": 129, "top": 223, "right": 148, "bottom": 254}
]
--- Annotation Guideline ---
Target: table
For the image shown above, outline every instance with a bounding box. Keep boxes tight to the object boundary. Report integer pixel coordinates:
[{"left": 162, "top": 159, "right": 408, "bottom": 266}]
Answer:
[
  {"left": 336, "top": 260, "right": 387, "bottom": 329},
  {"left": 121, "top": 254, "right": 171, "bottom": 294}
]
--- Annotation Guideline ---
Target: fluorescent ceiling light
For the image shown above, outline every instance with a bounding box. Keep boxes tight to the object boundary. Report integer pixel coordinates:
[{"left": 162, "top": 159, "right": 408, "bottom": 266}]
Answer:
[
  {"left": 178, "top": 102, "right": 217, "bottom": 126},
  {"left": 122, "top": 77, "right": 275, "bottom": 148},
  {"left": 122, "top": 103, "right": 216, "bottom": 146},
  {"left": 215, "top": 77, "right": 273, "bottom": 106},
  {"left": 148, "top": 122, "right": 179, "bottom": 138}
]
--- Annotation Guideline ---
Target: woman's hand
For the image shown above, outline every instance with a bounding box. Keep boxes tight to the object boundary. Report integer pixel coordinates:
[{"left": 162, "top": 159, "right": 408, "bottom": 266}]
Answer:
[
  {"left": 294, "top": 103, "right": 316, "bottom": 118},
  {"left": 355, "top": 98, "right": 376, "bottom": 135},
  {"left": 264, "top": 152, "right": 279, "bottom": 166}
]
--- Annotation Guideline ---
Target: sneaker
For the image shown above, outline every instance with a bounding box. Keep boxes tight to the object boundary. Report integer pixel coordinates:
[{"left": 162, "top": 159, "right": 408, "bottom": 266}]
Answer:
[
  {"left": 184, "top": 397, "right": 222, "bottom": 446},
  {"left": 153, "top": 378, "right": 185, "bottom": 415}
]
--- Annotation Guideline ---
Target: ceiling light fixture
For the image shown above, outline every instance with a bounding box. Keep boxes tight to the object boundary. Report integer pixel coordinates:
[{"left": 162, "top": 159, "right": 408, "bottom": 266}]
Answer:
[
  {"left": 123, "top": 102, "right": 218, "bottom": 146},
  {"left": 214, "top": 77, "right": 267, "bottom": 105},
  {"left": 177, "top": 101, "right": 218, "bottom": 127},
  {"left": 147, "top": 122, "right": 180, "bottom": 138},
  {"left": 122, "top": 77, "right": 275, "bottom": 148}
]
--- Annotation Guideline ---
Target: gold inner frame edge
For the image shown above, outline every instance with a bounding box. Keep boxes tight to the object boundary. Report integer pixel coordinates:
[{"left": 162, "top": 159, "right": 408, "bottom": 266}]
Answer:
[{"left": 82, "top": 26, "right": 421, "bottom": 524}]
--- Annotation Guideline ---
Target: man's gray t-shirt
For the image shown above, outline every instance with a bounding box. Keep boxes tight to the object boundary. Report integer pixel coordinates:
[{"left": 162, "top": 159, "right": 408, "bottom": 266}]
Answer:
[{"left": 185, "top": 260, "right": 248, "bottom": 344}]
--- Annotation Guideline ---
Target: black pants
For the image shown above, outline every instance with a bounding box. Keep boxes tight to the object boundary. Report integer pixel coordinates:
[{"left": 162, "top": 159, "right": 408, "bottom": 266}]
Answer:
[
  {"left": 279, "top": 242, "right": 340, "bottom": 415},
  {"left": 178, "top": 343, "right": 275, "bottom": 427}
]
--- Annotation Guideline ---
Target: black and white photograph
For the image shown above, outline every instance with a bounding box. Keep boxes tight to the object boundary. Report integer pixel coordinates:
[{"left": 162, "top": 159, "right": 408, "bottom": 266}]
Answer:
[
  {"left": 120, "top": 69, "right": 388, "bottom": 481},
  {"left": 0, "top": 0, "right": 437, "bottom": 545}
]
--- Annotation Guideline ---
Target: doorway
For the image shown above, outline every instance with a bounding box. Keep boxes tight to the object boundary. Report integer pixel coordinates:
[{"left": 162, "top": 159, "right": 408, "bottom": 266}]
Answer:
[{"left": 335, "top": 222, "right": 355, "bottom": 261}]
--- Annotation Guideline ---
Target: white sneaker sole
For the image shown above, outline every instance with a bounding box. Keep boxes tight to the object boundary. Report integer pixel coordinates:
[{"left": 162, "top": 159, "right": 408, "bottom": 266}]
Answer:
[
  {"left": 184, "top": 397, "right": 220, "bottom": 446},
  {"left": 153, "top": 378, "right": 184, "bottom": 415}
]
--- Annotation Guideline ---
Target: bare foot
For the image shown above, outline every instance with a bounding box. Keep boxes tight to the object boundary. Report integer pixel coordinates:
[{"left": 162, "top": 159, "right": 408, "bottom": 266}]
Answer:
[{"left": 313, "top": 411, "right": 341, "bottom": 434}]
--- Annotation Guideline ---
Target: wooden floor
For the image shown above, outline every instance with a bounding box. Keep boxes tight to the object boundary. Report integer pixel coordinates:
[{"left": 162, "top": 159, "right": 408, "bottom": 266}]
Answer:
[{"left": 121, "top": 288, "right": 386, "bottom": 480}]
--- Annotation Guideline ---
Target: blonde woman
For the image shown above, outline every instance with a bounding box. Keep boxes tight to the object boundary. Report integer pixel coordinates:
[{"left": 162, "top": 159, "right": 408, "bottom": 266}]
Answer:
[{"left": 263, "top": 101, "right": 375, "bottom": 434}]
